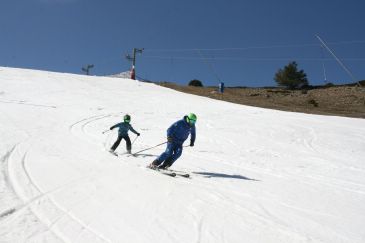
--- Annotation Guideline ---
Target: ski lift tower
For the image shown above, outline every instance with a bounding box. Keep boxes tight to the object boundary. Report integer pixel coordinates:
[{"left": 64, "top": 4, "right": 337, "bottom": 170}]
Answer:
[
  {"left": 126, "top": 48, "right": 144, "bottom": 80},
  {"left": 81, "top": 64, "right": 94, "bottom": 75}
]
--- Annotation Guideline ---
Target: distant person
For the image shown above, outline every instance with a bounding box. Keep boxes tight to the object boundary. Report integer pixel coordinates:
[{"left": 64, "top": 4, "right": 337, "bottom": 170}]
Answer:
[
  {"left": 109, "top": 114, "right": 140, "bottom": 154},
  {"left": 149, "top": 113, "right": 197, "bottom": 169}
]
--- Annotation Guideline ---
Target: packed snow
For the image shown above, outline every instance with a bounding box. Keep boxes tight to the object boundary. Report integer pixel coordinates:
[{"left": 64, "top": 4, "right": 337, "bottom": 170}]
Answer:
[{"left": 1, "top": 67, "right": 365, "bottom": 243}]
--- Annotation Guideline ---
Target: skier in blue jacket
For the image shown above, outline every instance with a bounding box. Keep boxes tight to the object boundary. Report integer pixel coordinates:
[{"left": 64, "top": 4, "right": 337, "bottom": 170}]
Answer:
[
  {"left": 109, "top": 114, "right": 140, "bottom": 154},
  {"left": 149, "top": 113, "right": 197, "bottom": 169}
]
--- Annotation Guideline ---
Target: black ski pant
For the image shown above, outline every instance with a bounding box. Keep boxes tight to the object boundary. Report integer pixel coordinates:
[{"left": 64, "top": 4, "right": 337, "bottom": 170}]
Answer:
[{"left": 111, "top": 134, "right": 131, "bottom": 151}]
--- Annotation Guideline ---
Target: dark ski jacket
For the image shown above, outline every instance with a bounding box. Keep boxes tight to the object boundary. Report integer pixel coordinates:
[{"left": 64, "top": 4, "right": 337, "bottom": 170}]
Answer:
[
  {"left": 110, "top": 122, "right": 139, "bottom": 137},
  {"left": 167, "top": 116, "right": 196, "bottom": 145}
]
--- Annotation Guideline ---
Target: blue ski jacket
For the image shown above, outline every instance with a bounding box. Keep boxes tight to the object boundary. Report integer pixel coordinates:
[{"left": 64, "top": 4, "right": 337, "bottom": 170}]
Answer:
[
  {"left": 167, "top": 116, "right": 196, "bottom": 145},
  {"left": 110, "top": 122, "right": 139, "bottom": 137}
]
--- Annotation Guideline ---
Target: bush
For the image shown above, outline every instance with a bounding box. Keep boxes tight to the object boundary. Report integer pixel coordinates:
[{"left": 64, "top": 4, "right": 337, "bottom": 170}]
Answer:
[
  {"left": 308, "top": 99, "right": 319, "bottom": 107},
  {"left": 188, "top": 79, "right": 203, "bottom": 87},
  {"left": 274, "top": 61, "right": 308, "bottom": 89}
]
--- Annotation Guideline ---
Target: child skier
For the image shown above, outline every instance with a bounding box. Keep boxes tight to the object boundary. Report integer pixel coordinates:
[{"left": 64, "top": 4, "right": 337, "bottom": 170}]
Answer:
[
  {"left": 149, "top": 113, "right": 197, "bottom": 169},
  {"left": 109, "top": 114, "right": 140, "bottom": 154}
]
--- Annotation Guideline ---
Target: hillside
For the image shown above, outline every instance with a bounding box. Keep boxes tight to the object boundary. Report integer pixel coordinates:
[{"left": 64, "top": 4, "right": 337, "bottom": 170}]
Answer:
[
  {"left": 159, "top": 83, "right": 365, "bottom": 118},
  {"left": 1, "top": 67, "right": 365, "bottom": 243}
]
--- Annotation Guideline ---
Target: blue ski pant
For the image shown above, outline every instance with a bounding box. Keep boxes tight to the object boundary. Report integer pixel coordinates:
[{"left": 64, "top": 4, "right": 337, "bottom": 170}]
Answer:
[{"left": 155, "top": 142, "right": 183, "bottom": 166}]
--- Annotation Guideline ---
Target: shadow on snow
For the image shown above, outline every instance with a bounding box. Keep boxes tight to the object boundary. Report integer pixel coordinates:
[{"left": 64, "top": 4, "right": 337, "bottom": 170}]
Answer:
[
  {"left": 129, "top": 153, "right": 155, "bottom": 158},
  {"left": 193, "top": 172, "right": 259, "bottom": 181}
]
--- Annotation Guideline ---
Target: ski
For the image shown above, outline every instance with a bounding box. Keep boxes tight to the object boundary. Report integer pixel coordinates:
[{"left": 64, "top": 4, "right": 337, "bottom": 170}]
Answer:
[
  {"left": 176, "top": 173, "right": 190, "bottom": 178},
  {"left": 147, "top": 166, "right": 176, "bottom": 177},
  {"left": 117, "top": 151, "right": 131, "bottom": 156},
  {"left": 109, "top": 151, "right": 132, "bottom": 157},
  {"left": 157, "top": 168, "right": 190, "bottom": 178},
  {"left": 109, "top": 151, "right": 118, "bottom": 157},
  {"left": 168, "top": 170, "right": 190, "bottom": 178}
]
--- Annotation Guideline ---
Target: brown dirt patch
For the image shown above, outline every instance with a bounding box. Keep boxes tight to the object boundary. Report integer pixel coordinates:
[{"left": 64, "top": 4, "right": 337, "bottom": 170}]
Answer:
[{"left": 158, "top": 83, "right": 365, "bottom": 119}]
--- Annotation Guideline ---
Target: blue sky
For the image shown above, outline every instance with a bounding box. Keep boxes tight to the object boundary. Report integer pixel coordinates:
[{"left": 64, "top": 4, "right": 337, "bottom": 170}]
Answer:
[{"left": 1, "top": 0, "right": 364, "bottom": 87}]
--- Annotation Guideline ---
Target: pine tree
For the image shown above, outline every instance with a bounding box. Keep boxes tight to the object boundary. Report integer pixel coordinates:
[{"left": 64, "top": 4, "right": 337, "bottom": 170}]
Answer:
[
  {"left": 188, "top": 79, "right": 203, "bottom": 87},
  {"left": 274, "top": 61, "right": 308, "bottom": 89}
]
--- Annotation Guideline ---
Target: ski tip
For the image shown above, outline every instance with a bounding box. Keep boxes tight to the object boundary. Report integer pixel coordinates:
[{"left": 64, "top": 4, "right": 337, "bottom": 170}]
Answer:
[{"left": 109, "top": 151, "right": 118, "bottom": 156}]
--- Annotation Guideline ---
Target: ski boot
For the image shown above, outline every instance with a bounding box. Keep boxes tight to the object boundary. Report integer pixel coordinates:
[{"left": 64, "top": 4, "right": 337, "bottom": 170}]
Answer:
[
  {"left": 147, "top": 160, "right": 160, "bottom": 170},
  {"left": 158, "top": 158, "right": 173, "bottom": 170}
]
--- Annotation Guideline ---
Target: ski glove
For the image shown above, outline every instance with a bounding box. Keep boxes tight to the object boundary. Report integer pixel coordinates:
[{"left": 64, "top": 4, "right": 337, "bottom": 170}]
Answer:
[
  {"left": 190, "top": 140, "right": 194, "bottom": 147},
  {"left": 109, "top": 127, "right": 113, "bottom": 130},
  {"left": 167, "top": 136, "right": 173, "bottom": 143},
  {"left": 137, "top": 133, "right": 140, "bottom": 136}
]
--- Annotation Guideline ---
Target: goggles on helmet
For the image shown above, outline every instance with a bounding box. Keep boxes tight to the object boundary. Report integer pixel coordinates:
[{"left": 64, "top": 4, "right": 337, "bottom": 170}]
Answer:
[{"left": 187, "top": 117, "right": 196, "bottom": 125}]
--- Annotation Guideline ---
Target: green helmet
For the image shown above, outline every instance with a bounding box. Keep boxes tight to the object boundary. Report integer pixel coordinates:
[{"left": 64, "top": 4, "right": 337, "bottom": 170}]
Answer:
[
  {"left": 124, "top": 114, "right": 131, "bottom": 123},
  {"left": 186, "top": 113, "right": 197, "bottom": 125}
]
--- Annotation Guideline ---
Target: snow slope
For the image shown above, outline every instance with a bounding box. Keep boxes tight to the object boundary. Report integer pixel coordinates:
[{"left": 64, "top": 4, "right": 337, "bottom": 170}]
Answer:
[{"left": 1, "top": 67, "right": 365, "bottom": 243}]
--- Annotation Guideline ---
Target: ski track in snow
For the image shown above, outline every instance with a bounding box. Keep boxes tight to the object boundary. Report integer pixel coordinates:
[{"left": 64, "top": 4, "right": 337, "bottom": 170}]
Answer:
[
  {"left": 2, "top": 138, "right": 111, "bottom": 242},
  {"left": 0, "top": 144, "right": 64, "bottom": 242},
  {"left": 0, "top": 99, "right": 57, "bottom": 108},
  {"left": 0, "top": 96, "right": 122, "bottom": 241}
]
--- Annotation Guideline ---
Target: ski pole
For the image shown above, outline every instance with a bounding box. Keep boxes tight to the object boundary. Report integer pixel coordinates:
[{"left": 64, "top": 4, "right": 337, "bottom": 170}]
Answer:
[
  {"left": 102, "top": 129, "right": 111, "bottom": 134},
  {"left": 131, "top": 135, "right": 139, "bottom": 145},
  {"left": 132, "top": 141, "right": 167, "bottom": 155}
]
